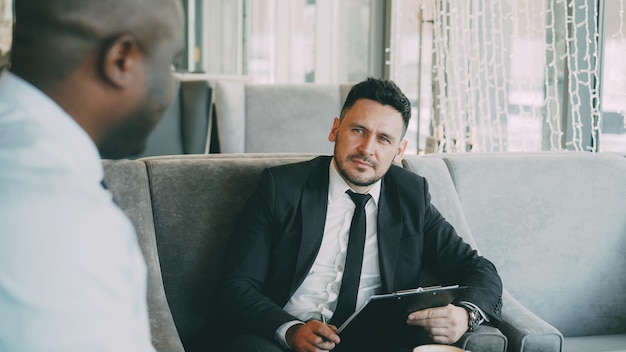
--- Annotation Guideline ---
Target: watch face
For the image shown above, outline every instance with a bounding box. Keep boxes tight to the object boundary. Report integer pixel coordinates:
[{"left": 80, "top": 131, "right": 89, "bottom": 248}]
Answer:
[
  {"left": 468, "top": 310, "right": 479, "bottom": 331},
  {"left": 461, "top": 305, "right": 481, "bottom": 332}
]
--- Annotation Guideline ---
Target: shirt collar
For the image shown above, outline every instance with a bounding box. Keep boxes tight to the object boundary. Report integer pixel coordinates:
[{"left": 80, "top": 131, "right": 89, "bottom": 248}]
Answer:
[{"left": 328, "top": 157, "right": 382, "bottom": 206}]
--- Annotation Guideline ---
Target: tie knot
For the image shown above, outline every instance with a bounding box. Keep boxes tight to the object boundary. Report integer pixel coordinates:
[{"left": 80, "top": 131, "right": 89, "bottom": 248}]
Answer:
[{"left": 346, "top": 189, "right": 371, "bottom": 209}]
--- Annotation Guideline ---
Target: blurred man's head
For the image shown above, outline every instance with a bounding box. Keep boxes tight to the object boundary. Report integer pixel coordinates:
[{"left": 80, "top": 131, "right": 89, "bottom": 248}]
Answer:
[{"left": 11, "top": 0, "right": 185, "bottom": 158}]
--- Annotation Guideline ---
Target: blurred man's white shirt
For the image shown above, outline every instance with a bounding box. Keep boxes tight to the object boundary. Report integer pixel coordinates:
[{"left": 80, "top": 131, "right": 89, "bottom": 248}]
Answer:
[{"left": 0, "top": 72, "right": 155, "bottom": 352}]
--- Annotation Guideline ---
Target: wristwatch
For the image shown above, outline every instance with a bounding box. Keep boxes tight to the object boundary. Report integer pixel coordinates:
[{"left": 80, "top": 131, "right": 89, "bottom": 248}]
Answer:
[{"left": 462, "top": 305, "right": 482, "bottom": 332}]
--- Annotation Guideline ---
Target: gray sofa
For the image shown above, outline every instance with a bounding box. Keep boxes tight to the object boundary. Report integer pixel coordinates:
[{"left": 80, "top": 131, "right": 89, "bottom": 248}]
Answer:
[{"left": 102, "top": 152, "right": 626, "bottom": 352}]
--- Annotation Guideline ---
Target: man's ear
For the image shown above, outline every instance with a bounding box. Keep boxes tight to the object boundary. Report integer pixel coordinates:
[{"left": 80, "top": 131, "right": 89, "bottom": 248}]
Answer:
[
  {"left": 328, "top": 117, "right": 340, "bottom": 142},
  {"left": 394, "top": 139, "right": 408, "bottom": 163},
  {"left": 100, "top": 34, "right": 142, "bottom": 88}
]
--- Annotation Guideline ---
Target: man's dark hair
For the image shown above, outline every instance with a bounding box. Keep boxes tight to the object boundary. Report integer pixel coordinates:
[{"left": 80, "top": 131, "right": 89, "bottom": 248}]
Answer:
[{"left": 340, "top": 77, "right": 412, "bottom": 136}]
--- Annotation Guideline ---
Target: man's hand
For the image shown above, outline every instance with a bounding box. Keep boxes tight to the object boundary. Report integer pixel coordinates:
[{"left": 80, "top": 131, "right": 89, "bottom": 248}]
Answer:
[
  {"left": 286, "top": 320, "right": 341, "bottom": 352},
  {"left": 406, "top": 304, "right": 469, "bottom": 344}
]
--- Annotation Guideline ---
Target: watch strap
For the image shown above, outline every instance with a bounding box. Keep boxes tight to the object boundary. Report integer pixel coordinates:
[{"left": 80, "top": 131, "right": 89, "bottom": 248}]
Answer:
[{"left": 459, "top": 303, "right": 484, "bottom": 332}]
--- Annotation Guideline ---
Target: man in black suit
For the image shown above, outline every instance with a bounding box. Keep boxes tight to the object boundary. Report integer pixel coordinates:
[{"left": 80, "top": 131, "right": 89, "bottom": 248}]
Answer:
[{"left": 219, "top": 78, "right": 502, "bottom": 352}]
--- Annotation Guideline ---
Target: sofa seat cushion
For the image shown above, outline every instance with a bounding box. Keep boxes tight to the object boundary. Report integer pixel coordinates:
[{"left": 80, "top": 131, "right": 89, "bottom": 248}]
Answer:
[{"left": 563, "top": 333, "right": 626, "bottom": 352}]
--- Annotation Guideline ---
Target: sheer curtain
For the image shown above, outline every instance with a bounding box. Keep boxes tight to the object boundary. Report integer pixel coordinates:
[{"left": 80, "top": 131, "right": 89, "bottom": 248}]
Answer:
[{"left": 407, "top": 0, "right": 626, "bottom": 153}]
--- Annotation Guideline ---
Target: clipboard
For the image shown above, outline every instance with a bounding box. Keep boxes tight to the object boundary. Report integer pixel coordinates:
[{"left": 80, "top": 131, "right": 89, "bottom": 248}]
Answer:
[{"left": 335, "top": 285, "right": 467, "bottom": 340}]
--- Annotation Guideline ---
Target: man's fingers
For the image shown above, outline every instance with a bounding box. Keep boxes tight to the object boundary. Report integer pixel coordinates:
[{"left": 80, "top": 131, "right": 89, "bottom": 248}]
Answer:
[
  {"left": 316, "top": 324, "right": 340, "bottom": 344},
  {"left": 424, "top": 325, "right": 457, "bottom": 344},
  {"left": 407, "top": 305, "right": 458, "bottom": 325},
  {"left": 313, "top": 339, "right": 336, "bottom": 350},
  {"left": 406, "top": 308, "right": 435, "bottom": 326},
  {"left": 307, "top": 330, "right": 337, "bottom": 351},
  {"left": 409, "top": 306, "right": 443, "bottom": 320},
  {"left": 405, "top": 304, "right": 470, "bottom": 346},
  {"left": 289, "top": 321, "right": 342, "bottom": 352}
]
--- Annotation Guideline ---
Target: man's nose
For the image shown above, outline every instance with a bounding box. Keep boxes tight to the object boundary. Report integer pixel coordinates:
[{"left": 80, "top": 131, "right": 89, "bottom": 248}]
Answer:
[{"left": 357, "top": 136, "right": 376, "bottom": 154}]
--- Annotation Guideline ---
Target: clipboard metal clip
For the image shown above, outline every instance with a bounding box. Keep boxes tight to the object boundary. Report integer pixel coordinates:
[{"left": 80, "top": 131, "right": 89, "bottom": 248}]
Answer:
[{"left": 393, "top": 285, "right": 449, "bottom": 296}]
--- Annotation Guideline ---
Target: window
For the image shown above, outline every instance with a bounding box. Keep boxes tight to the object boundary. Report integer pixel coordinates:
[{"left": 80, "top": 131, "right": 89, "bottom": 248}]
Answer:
[
  {"left": 389, "top": 0, "right": 626, "bottom": 153},
  {"left": 243, "top": 0, "right": 374, "bottom": 84},
  {"left": 388, "top": 0, "right": 431, "bottom": 153},
  {"left": 182, "top": 0, "right": 625, "bottom": 154},
  {"left": 183, "top": 0, "right": 376, "bottom": 84}
]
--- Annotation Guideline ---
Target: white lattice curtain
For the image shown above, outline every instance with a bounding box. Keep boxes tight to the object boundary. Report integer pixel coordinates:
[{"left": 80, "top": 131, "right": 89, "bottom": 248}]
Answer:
[{"left": 427, "top": 0, "right": 626, "bottom": 153}]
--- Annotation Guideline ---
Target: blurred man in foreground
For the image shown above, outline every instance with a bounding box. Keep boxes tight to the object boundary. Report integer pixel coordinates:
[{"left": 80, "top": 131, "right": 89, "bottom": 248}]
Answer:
[{"left": 0, "top": 0, "right": 184, "bottom": 350}]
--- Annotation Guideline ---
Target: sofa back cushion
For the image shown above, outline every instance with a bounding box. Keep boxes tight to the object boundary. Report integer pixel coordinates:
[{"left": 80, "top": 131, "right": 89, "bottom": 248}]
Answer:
[
  {"left": 214, "top": 81, "right": 352, "bottom": 154},
  {"left": 401, "top": 156, "right": 479, "bottom": 251},
  {"left": 102, "top": 159, "right": 184, "bottom": 352},
  {"left": 436, "top": 152, "right": 626, "bottom": 337},
  {"left": 141, "top": 154, "right": 318, "bottom": 350}
]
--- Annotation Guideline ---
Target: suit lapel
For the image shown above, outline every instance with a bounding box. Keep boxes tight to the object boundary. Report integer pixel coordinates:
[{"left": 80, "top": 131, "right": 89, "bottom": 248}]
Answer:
[
  {"left": 377, "top": 174, "right": 403, "bottom": 293},
  {"left": 290, "top": 157, "right": 331, "bottom": 293}
]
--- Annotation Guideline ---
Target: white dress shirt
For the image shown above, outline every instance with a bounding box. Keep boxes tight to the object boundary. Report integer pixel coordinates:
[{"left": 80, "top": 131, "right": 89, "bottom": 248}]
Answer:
[
  {"left": 0, "top": 72, "right": 155, "bottom": 352},
  {"left": 277, "top": 158, "right": 382, "bottom": 347}
]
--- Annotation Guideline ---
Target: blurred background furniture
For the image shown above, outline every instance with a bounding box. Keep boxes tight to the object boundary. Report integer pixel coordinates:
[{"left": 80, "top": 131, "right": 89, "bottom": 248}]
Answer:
[
  {"left": 135, "top": 73, "right": 251, "bottom": 158},
  {"left": 212, "top": 81, "right": 352, "bottom": 154},
  {"left": 135, "top": 76, "right": 352, "bottom": 158}
]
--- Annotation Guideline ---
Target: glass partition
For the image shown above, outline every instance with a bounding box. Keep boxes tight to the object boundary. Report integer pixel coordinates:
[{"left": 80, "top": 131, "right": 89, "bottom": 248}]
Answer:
[{"left": 599, "top": 0, "right": 626, "bottom": 152}]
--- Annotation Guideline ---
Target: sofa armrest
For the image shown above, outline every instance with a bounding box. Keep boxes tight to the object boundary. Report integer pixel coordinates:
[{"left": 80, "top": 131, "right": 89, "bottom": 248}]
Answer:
[
  {"left": 499, "top": 290, "right": 563, "bottom": 352},
  {"left": 456, "top": 325, "right": 508, "bottom": 352}
]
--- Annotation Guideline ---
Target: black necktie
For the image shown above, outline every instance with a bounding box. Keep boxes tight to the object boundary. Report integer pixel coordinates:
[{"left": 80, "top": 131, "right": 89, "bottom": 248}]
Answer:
[{"left": 331, "top": 190, "right": 371, "bottom": 327}]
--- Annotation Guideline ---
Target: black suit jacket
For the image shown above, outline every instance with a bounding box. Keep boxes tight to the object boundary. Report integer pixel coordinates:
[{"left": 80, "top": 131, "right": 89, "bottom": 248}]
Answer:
[{"left": 219, "top": 156, "right": 502, "bottom": 339}]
